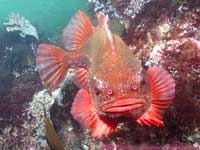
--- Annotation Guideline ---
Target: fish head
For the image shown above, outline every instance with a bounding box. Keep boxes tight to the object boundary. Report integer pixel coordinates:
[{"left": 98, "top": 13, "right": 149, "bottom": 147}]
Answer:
[{"left": 89, "top": 61, "right": 150, "bottom": 121}]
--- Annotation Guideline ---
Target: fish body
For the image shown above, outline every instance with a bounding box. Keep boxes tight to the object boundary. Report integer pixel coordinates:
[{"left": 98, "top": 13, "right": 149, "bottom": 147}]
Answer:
[
  {"left": 36, "top": 11, "right": 175, "bottom": 137},
  {"left": 86, "top": 28, "right": 149, "bottom": 119}
]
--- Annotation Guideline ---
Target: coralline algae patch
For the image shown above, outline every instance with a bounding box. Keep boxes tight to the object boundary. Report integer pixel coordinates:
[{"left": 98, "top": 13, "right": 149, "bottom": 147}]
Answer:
[
  {"left": 88, "top": 0, "right": 152, "bottom": 20},
  {"left": 125, "top": 6, "right": 200, "bottom": 125},
  {"left": 120, "top": 6, "right": 200, "bottom": 82}
]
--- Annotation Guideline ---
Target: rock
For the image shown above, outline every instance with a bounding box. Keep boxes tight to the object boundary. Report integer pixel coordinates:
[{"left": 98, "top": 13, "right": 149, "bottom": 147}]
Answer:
[{"left": 0, "top": 62, "right": 14, "bottom": 96}]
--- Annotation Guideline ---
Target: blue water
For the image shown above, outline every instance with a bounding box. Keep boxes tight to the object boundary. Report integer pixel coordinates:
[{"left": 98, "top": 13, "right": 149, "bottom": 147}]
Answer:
[{"left": 0, "top": 0, "right": 88, "bottom": 37}]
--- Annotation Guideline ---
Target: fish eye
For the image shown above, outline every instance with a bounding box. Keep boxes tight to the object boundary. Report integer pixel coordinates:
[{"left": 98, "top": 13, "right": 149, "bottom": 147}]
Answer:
[
  {"left": 93, "top": 86, "right": 101, "bottom": 95},
  {"left": 132, "top": 84, "right": 138, "bottom": 91},
  {"left": 107, "top": 89, "right": 113, "bottom": 95}
]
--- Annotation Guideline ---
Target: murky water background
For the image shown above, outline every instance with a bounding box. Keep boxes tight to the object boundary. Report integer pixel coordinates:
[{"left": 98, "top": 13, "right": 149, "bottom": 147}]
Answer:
[{"left": 0, "top": 0, "right": 87, "bottom": 37}]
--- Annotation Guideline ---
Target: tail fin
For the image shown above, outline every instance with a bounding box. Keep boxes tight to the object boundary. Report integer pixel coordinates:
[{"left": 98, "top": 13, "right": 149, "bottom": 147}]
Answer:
[{"left": 36, "top": 44, "right": 68, "bottom": 91}]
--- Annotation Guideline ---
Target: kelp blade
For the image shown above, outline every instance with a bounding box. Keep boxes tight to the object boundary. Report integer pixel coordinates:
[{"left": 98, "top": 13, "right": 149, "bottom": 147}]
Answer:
[{"left": 45, "top": 116, "right": 64, "bottom": 150}]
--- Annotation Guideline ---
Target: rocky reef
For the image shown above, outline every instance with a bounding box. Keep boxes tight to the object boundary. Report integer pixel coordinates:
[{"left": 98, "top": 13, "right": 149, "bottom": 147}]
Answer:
[
  {"left": 60, "top": 0, "right": 199, "bottom": 149},
  {"left": 0, "top": 13, "right": 43, "bottom": 149},
  {"left": 117, "top": 0, "right": 200, "bottom": 133},
  {"left": 0, "top": 0, "right": 200, "bottom": 149}
]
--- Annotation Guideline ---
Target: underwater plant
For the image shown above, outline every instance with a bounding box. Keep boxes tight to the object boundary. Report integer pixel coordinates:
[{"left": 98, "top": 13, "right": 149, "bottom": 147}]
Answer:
[
  {"left": 43, "top": 105, "right": 64, "bottom": 150},
  {"left": 4, "top": 13, "right": 39, "bottom": 40}
]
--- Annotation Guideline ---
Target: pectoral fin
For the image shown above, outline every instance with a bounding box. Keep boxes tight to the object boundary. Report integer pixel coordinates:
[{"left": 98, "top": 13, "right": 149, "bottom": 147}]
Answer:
[
  {"left": 71, "top": 89, "right": 117, "bottom": 137},
  {"left": 136, "top": 67, "right": 175, "bottom": 126},
  {"left": 72, "top": 67, "right": 88, "bottom": 88}
]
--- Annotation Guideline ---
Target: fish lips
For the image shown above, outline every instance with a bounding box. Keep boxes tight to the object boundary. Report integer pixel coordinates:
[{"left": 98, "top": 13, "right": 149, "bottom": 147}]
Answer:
[{"left": 101, "top": 98, "right": 146, "bottom": 113}]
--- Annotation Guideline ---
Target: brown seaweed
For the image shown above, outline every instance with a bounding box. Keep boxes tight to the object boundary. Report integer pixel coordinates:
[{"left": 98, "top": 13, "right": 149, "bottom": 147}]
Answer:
[{"left": 43, "top": 106, "right": 64, "bottom": 150}]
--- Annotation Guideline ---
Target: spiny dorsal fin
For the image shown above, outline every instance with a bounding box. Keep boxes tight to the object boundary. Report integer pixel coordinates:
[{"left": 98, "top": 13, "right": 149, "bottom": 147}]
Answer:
[
  {"left": 62, "top": 10, "right": 93, "bottom": 50},
  {"left": 96, "top": 13, "right": 114, "bottom": 51}
]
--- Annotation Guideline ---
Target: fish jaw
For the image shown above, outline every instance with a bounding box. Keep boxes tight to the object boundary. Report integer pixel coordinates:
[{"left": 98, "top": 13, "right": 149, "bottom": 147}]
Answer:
[{"left": 101, "top": 98, "right": 147, "bottom": 118}]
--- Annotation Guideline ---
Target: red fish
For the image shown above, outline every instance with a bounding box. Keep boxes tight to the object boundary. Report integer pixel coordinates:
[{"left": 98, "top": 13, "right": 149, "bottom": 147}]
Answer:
[{"left": 36, "top": 11, "right": 175, "bottom": 137}]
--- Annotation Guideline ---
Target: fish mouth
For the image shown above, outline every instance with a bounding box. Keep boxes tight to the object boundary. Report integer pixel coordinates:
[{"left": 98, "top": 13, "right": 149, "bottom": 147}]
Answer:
[{"left": 101, "top": 98, "right": 146, "bottom": 113}]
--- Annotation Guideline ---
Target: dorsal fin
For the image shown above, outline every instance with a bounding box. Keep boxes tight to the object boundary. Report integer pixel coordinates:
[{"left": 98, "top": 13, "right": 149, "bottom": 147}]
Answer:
[
  {"left": 62, "top": 10, "right": 93, "bottom": 50},
  {"left": 96, "top": 13, "right": 114, "bottom": 51}
]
